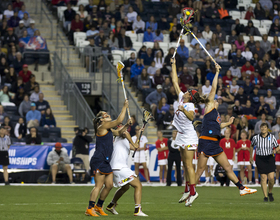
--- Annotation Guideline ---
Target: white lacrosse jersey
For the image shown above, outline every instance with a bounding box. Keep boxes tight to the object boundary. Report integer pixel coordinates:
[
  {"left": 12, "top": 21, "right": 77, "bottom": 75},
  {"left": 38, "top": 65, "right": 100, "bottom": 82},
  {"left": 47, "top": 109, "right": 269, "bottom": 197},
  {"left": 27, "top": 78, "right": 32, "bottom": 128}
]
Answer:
[
  {"left": 132, "top": 135, "right": 148, "bottom": 159},
  {"left": 110, "top": 136, "right": 130, "bottom": 170},
  {"left": 172, "top": 92, "right": 196, "bottom": 135}
]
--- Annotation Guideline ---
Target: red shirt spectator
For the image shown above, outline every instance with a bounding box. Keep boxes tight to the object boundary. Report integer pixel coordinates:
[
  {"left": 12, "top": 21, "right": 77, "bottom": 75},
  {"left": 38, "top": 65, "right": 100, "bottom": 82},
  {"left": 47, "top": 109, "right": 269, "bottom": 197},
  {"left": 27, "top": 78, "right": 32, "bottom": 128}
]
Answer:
[
  {"left": 18, "top": 64, "right": 32, "bottom": 83},
  {"left": 241, "top": 61, "right": 255, "bottom": 76},
  {"left": 71, "top": 16, "right": 84, "bottom": 31},
  {"left": 13, "top": 0, "right": 24, "bottom": 10},
  {"left": 236, "top": 139, "right": 251, "bottom": 162},
  {"left": 250, "top": 72, "right": 264, "bottom": 88},
  {"left": 244, "top": 11, "right": 254, "bottom": 20},
  {"left": 222, "top": 70, "right": 233, "bottom": 86},
  {"left": 220, "top": 137, "right": 236, "bottom": 160},
  {"left": 155, "top": 137, "right": 169, "bottom": 160}
]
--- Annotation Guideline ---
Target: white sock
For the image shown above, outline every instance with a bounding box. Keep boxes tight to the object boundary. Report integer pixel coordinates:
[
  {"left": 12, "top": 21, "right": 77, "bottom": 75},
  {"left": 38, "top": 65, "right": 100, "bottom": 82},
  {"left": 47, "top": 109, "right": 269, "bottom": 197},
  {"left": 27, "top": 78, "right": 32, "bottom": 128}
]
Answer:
[
  {"left": 205, "top": 177, "right": 210, "bottom": 182},
  {"left": 135, "top": 204, "right": 141, "bottom": 209},
  {"left": 276, "top": 179, "right": 279, "bottom": 185}
]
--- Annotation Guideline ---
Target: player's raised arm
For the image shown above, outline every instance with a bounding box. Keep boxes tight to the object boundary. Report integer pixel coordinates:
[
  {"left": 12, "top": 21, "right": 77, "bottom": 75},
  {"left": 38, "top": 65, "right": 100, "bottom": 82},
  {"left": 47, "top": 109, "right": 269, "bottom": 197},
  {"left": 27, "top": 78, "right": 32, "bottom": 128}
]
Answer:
[
  {"left": 171, "top": 58, "right": 181, "bottom": 96},
  {"left": 208, "top": 65, "right": 221, "bottom": 101},
  {"left": 220, "top": 116, "right": 234, "bottom": 129}
]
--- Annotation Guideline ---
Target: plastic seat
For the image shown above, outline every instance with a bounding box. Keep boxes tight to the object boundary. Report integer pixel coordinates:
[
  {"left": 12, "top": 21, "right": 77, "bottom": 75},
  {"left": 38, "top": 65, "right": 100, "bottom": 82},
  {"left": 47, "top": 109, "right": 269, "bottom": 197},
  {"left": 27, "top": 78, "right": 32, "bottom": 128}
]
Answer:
[
  {"left": 124, "top": 50, "right": 137, "bottom": 60},
  {"left": 143, "top": 42, "right": 154, "bottom": 49},
  {"left": 112, "top": 50, "right": 124, "bottom": 64},
  {"left": 42, "top": 138, "right": 51, "bottom": 143},
  {"left": 133, "top": 42, "right": 143, "bottom": 52},
  {"left": 137, "top": 33, "right": 144, "bottom": 42},
  {"left": 49, "top": 127, "right": 61, "bottom": 138},
  {"left": 163, "top": 34, "right": 169, "bottom": 43},
  {"left": 37, "top": 127, "right": 50, "bottom": 138}
]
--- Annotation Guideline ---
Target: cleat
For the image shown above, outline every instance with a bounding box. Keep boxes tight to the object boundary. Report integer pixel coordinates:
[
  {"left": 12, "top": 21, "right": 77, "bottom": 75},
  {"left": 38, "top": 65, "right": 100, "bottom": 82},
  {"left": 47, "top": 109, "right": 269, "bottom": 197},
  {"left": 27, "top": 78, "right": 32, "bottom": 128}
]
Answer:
[
  {"left": 179, "top": 192, "right": 190, "bottom": 203},
  {"left": 134, "top": 209, "right": 148, "bottom": 217},
  {"left": 264, "top": 197, "right": 268, "bottom": 202},
  {"left": 240, "top": 186, "right": 257, "bottom": 196},
  {"left": 268, "top": 193, "right": 274, "bottom": 202},
  {"left": 106, "top": 204, "right": 118, "bottom": 215},
  {"left": 94, "top": 205, "right": 108, "bottom": 216},
  {"left": 85, "top": 207, "right": 99, "bottom": 217},
  {"left": 185, "top": 192, "right": 198, "bottom": 207}
]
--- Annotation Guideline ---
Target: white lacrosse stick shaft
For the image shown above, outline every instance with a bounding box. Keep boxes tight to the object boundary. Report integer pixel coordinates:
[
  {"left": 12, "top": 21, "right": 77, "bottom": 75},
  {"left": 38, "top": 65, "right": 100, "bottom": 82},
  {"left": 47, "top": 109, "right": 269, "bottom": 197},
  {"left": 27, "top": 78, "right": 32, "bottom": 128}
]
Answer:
[{"left": 172, "top": 28, "right": 184, "bottom": 58}]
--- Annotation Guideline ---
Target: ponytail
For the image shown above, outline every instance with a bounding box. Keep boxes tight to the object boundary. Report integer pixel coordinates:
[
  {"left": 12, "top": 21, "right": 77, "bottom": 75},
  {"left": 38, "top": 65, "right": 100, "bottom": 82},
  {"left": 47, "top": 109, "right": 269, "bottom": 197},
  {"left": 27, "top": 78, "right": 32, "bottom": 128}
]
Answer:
[
  {"left": 93, "top": 111, "right": 103, "bottom": 134},
  {"left": 192, "top": 92, "right": 209, "bottom": 105}
]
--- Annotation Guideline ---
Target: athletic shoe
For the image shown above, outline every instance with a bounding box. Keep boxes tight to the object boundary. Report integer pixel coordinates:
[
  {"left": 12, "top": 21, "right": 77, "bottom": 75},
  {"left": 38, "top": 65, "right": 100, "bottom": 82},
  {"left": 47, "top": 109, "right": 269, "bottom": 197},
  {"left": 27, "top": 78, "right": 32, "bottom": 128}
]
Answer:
[
  {"left": 5, "top": 182, "right": 10, "bottom": 185},
  {"left": 185, "top": 192, "right": 199, "bottom": 207},
  {"left": 264, "top": 197, "right": 268, "bottom": 202},
  {"left": 179, "top": 192, "right": 190, "bottom": 203},
  {"left": 240, "top": 186, "right": 257, "bottom": 196},
  {"left": 134, "top": 209, "right": 148, "bottom": 217},
  {"left": 94, "top": 205, "right": 108, "bottom": 216},
  {"left": 106, "top": 204, "right": 118, "bottom": 215},
  {"left": 268, "top": 193, "right": 274, "bottom": 202},
  {"left": 85, "top": 207, "right": 99, "bottom": 217}
]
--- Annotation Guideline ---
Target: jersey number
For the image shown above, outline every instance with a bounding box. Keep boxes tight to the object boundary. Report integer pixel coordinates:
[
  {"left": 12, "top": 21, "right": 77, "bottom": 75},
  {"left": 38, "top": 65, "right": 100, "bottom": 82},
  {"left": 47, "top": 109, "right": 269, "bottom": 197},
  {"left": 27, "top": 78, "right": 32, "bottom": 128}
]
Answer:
[{"left": 216, "top": 114, "right": 221, "bottom": 125}]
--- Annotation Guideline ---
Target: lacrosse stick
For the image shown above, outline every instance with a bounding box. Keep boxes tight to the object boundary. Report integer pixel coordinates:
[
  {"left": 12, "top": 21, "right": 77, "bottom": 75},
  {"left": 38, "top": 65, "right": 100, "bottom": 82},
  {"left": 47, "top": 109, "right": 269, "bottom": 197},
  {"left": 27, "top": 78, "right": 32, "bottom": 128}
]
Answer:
[
  {"left": 172, "top": 7, "right": 195, "bottom": 59},
  {"left": 132, "top": 109, "right": 154, "bottom": 158},
  {"left": 117, "top": 61, "right": 131, "bottom": 119}
]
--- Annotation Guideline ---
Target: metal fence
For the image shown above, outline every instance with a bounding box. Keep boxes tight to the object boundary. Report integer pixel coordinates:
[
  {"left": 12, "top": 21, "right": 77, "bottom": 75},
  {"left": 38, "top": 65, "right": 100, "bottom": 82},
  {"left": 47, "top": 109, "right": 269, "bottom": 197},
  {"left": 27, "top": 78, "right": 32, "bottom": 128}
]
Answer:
[
  {"left": 52, "top": 52, "right": 95, "bottom": 130},
  {"left": 39, "top": 1, "right": 53, "bottom": 40}
]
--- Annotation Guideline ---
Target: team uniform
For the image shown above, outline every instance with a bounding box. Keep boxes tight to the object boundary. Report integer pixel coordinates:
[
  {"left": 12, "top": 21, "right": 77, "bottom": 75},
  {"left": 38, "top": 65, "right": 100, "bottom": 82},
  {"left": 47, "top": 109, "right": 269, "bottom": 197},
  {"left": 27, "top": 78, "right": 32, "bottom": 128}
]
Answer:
[
  {"left": 198, "top": 108, "right": 223, "bottom": 157},
  {"left": 90, "top": 130, "right": 114, "bottom": 176},
  {"left": 220, "top": 137, "right": 236, "bottom": 166},
  {"left": 155, "top": 138, "right": 169, "bottom": 165},
  {"left": 236, "top": 140, "right": 251, "bottom": 166},
  {"left": 275, "top": 140, "right": 280, "bottom": 165},
  {"left": 132, "top": 135, "right": 148, "bottom": 164},
  {"left": 110, "top": 136, "right": 137, "bottom": 187}
]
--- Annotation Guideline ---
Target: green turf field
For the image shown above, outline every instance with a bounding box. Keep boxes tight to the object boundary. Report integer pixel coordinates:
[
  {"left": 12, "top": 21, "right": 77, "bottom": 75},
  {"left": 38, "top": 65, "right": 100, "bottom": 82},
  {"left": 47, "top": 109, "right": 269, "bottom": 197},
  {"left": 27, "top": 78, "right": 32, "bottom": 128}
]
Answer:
[{"left": 0, "top": 186, "right": 279, "bottom": 220}]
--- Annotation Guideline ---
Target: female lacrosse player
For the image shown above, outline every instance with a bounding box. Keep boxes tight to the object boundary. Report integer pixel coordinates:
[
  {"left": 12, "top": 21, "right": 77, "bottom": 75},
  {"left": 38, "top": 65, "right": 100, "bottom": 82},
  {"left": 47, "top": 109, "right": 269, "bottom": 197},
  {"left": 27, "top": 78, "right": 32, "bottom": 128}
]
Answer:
[
  {"left": 85, "top": 100, "right": 130, "bottom": 217},
  {"left": 192, "top": 64, "right": 257, "bottom": 207},
  {"left": 106, "top": 125, "right": 148, "bottom": 217},
  {"left": 171, "top": 58, "right": 205, "bottom": 206}
]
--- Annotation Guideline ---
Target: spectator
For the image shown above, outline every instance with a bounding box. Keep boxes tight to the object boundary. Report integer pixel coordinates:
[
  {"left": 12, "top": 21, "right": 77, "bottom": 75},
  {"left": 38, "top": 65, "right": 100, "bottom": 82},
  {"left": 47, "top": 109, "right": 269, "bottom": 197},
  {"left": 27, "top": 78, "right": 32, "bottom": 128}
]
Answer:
[
  {"left": 26, "top": 103, "right": 41, "bottom": 128},
  {"left": 162, "top": 77, "right": 172, "bottom": 95},
  {"left": 14, "top": 117, "right": 28, "bottom": 140},
  {"left": 250, "top": 87, "right": 260, "bottom": 108},
  {"left": 5, "top": 65, "right": 17, "bottom": 88},
  {"left": 229, "top": 64, "right": 241, "bottom": 79},
  {"left": 21, "top": 12, "right": 31, "bottom": 28},
  {"left": 0, "top": 85, "right": 15, "bottom": 106},
  {"left": 7, "top": 10, "right": 20, "bottom": 28},
  {"left": 18, "top": 64, "right": 32, "bottom": 83},
  {"left": 166, "top": 86, "right": 178, "bottom": 106},
  {"left": 24, "top": 74, "right": 39, "bottom": 95},
  {"left": 141, "top": 48, "right": 153, "bottom": 67},
  {"left": 241, "top": 61, "right": 255, "bottom": 78},
  {"left": 250, "top": 71, "right": 264, "bottom": 88},
  {"left": 235, "top": 35, "right": 245, "bottom": 51},
  {"left": 255, "top": 60, "right": 268, "bottom": 77},
  {"left": 25, "top": 126, "right": 41, "bottom": 144},
  {"left": 242, "top": 100, "right": 255, "bottom": 117},
  {"left": 252, "top": 41, "right": 265, "bottom": 60},
  {"left": 1, "top": 116, "right": 13, "bottom": 137},
  {"left": 180, "top": 67, "right": 194, "bottom": 88},
  {"left": 77, "top": 4, "right": 88, "bottom": 20},
  {"left": 157, "top": 97, "right": 170, "bottom": 126},
  {"left": 36, "top": 93, "right": 50, "bottom": 115},
  {"left": 158, "top": 16, "right": 170, "bottom": 33},
  {"left": 243, "top": 76, "right": 253, "bottom": 96},
  {"left": 200, "top": 43, "right": 215, "bottom": 60},
  {"left": 190, "top": 31, "right": 207, "bottom": 49},
  {"left": 228, "top": 30, "right": 238, "bottom": 44},
  {"left": 202, "top": 25, "right": 213, "bottom": 42},
  {"left": 232, "top": 18, "right": 244, "bottom": 36},
  {"left": 153, "top": 30, "right": 164, "bottom": 42},
  {"left": 86, "top": 25, "right": 99, "bottom": 38},
  {"left": 118, "top": 28, "right": 132, "bottom": 50},
  {"left": 130, "top": 58, "right": 144, "bottom": 85},
  {"left": 256, "top": 96, "right": 271, "bottom": 116},
  {"left": 215, "top": 163, "right": 230, "bottom": 187},
  {"left": 122, "top": 52, "right": 136, "bottom": 76},
  {"left": 190, "top": 43, "right": 203, "bottom": 62},
  {"left": 7, "top": 46, "right": 17, "bottom": 64},
  {"left": 152, "top": 42, "right": 164, "bottom": 58},
  {"left": 222, "top": 70, "right": 233, "bottom": 86},
  {"left": 269, "top": 60, "right": 280, "bottom": 79},
  {"left": 85, "top": 0, "right": 94, "bottom": 13},
  {"left": 265, "top": 89, "right": 277, "bottom": 110},
  {"left": 0, "top": 57, "right": 9, "bottom": 78},
  {"left": 155, "top": 130, "right": 169, "bottom": 184},
  {"left": 154, "top": 51, "right": 164, "bottom": 69},
  {"left": 272, "top": 115, "right": 280, "bottom": 139},
  {"left": 259, "top": 0, "right": 273, "bottom": 13},
  {"left": 216, "top": 78, "right": 224, "bottom": 92},
  {"left": 222, "top": 85, "right": 235, "bottom": 105},
  {"left": 202, "top": 80, "right": 212, "bottom": 95},
  {"left": 230, "top": 79, "right": 239, "bottom": 95},
  {"left": 143, "top": 27, "right": 154, "bottom": 42},
  {"left": 113, "top": 20, "right": 122, "bottom": 35},
  {"left": 26, "top": 20, "right": 38, "bottom": 37},
  {"left": 241, "top": 46, "right": 253, "bottom": 61},
  {"left": 235, "top": 86, "right": 247, "bottom": 107},
  {"left": 3, "top": 28, "right": 19, "bottom": 50},
  {"left": 163, "top": 106, "right": 174, "bottom": 130},
  {"left": 18, "top": 4, "right": 29, "bottom": 19},
  {"left": 107, "top": 31, "right": 119, "bottom": 49},
  {"left": 206, "top": 2, "right": 219, "bottom": 19},
  {"left": 263, "top": 69, "right": 276, "bottom": 90},
  {"left": 14, "top": 20, "right": 26, "bottom": 38},
  {"left": 268, "top": 45, "right": 279, "bottom": 61},
  {"left": 126, "top": 6, "right": 137, "bottom": 23},
  {"left": 215, "top": 24, "right": 226, "bottom": 43},
  {"left": 254, "top": 113, "right": 272, "bottom": 134},
  {"left": 145, "top": 85, "right": 167, "bottom": 116},
  {"left": 0, "top": 44, "right": 8, "bottom": 59},
  {"left": 270, "top": 4, "right": 279, "bottom": 20},
  {"left": 4, "top": 4, "right": 14, "bottom": 20},
  {"left": 248, "top": 35, "right": 256, "bottom": 51},
  {"left": 269, "top": 18, "right": 280, "bottom": 36},
  {"left": 206, "top": 68, "right": 220, "bottom": 84},
  {"left": 168, "top": 0, "right": 180, "bottom": 19},
  {"left": 122, "top": 16, "right": 133, "bottom": 31},
  {"left": 94, "top": 30, "right": 105, "bottom": 47},
  {"left": 133, "top": 15, "right": 145, "bottom": 34},
  {"left": 153, "top": 69, "right": 164, "bottom": 87},
  {"left": 260, "top": 35, "right": 271, "bottom": 53},
  {"left": 194, "top": 68, "right": 205, "bottom": 88},
  {"left": 217, "top": 96, "right": 228, "bottom": 115},
  {"left": 63, "top": 2, "right": 76, "bottom": 30},
  {"left": 245, "top": 6, "right": 255, "bottom": 20},
  {"left": 254, "top": 2, "right": 266, "bottom": 20},
  {"left": 128, "top": 115, "right": 138, "bottom": 137},
  {"left": 138, "top": 45, "right": 146, "bottom": 59},
  {"left": 137, "top": 68, "right": 153, "bottom": 102},
  {"left": 0, "top": 105, "right": 7, "bottom": 124},
  {"left": 169, "top": 26, "right": 178, "bottom": 43},
  {"left": 228, "top": 44, "right": 238, "bottom": 62},
  {"left": 68, "top": 14, "right": 83, "bottom": 44},
  {"left": 215, "top": 43, "right": 227, "bottom": 62},
  {"left": 13, "top": 0, "right": 24, "bottom": 10},
  {"left": 232, "top": 49, "right": 246, "bottom": 67},
  {"left": 176, "top": 39, "right": 189, "bottom": 63},
  {"left": 30, "top": 85, "right": 41, "bottom": 102},
  {"left": 245, "top": 20, "right": 261, "bottom": 36},
  {"left": 47, "top": 142, "right": 73, "bottom": 184},
  {"left": 184, "top": 57, "right": 198, "bottom": 77},
  {"left": 41, "top": 108, "right": 56, "bottom": 127},
  {"left": 13, "top": 86, "right": 25, "bottom": 106},
  {"left": 19, "top": 94, "right": 31, "bottom": 117},
  {"left": 19, "top": 30, "right": 30, "bottom": 50}
]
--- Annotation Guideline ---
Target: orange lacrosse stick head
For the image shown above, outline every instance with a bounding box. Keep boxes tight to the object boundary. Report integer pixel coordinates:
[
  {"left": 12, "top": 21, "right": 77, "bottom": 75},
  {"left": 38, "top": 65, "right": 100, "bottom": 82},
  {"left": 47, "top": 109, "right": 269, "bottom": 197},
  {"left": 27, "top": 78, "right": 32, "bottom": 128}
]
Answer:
[{"left": 117, "top": 61, "right": 125, "bottom": 79}]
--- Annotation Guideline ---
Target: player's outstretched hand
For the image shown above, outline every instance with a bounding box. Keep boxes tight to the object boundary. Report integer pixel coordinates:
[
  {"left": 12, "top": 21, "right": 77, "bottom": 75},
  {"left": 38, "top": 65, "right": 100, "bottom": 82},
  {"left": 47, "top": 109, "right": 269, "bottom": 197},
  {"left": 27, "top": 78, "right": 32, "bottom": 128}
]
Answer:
[
  {"left": 215, "top": 63, "right": 221, "bottom": 71},
  {"left": 229, "top": 116, "right": 235, "bottom": 124},
  {"left": 126, "top": 118, "right": 132, "bottom": 126},
  {"left": 171, "top": 57, "right": 176, "bottom": 65},
  {"left": 124, "top": 99, "right": 129, "bottom": 108}
]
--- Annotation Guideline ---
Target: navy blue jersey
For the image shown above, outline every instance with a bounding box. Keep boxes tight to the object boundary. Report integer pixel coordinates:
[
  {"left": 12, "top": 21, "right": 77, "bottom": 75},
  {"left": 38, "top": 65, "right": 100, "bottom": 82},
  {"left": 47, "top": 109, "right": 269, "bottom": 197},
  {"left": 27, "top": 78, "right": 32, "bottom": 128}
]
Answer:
[
  {"left": 201, "top": 108, "right": 221, "bottom": 138},
  {"left": 92, "top": 130, "right": 114, "bottom": 162}
]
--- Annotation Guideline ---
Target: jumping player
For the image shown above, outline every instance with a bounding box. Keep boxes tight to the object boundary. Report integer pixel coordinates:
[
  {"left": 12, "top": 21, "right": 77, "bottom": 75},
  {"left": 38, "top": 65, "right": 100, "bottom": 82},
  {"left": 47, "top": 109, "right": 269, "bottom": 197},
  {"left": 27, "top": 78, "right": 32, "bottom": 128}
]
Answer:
[
  {"left": 193, "top": 64, "right": 257, "bottom": 207},
  {"left": 171, "top": 58, "right": 205, "bottom": 206},
  {"left": 236, "top": 130, "right": 252, "bottom": 184},
  {"left": 85, "top": 100, "right": 130, "bottom": 217},
  {"left": 106, "top": 125, "right": 148, "bottom": 217}
]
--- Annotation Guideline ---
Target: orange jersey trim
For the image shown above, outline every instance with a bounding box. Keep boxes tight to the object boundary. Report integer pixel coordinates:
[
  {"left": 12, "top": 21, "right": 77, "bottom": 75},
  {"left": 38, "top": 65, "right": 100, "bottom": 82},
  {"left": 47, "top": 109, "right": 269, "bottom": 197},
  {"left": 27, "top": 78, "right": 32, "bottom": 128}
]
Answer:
[
  {"left": 200, "top": 136, "right": 218, "bottom": 141},
  {"left": 198, "top": 151, "right": 223, "bottom": 158},
  {"left": 204, "top": 107, "right": 215, "bottom": 116},
  {"left": 96, "top": 131, "right": 109, "bottom": 137}
]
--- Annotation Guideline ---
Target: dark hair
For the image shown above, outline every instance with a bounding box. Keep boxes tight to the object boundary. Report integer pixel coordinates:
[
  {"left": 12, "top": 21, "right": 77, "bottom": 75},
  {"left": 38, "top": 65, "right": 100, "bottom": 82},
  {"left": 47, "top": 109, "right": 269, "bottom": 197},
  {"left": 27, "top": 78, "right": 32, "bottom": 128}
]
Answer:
[
  {"left": 93, "top": 111, "right": 103, "bottom": 134},
  {"left": 46, "top": 108, "right": 54, "bottom": 120},
  {"left": 240, "top": 129, "right": 248, "bottom": 137},
  {"left": 260, "top": 122, "right": 268, "bottom": 128},
  {"left": 190, "top": 91, "right": 209, "bottom": 105}
]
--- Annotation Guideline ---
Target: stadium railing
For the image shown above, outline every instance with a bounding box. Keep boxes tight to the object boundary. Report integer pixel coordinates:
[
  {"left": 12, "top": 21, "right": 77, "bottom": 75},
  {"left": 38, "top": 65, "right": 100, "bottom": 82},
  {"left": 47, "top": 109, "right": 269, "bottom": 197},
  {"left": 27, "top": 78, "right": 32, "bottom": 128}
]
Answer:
[{"left": 39, "top": 0, "right": 54, "bottom": 40}]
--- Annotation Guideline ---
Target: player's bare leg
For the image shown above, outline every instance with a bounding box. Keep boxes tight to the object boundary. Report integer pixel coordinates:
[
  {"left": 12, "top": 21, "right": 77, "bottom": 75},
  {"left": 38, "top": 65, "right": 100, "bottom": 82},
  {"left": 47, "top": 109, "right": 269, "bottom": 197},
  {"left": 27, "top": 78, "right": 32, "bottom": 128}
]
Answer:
[
  {"left": 260, "top": 174, "right": 268, "bottom": 198},
  {"left": 248, "top": 165, "right": 252, "bottom": 184},
  {"left": 130, "top": 178, "right": 148, "bottom": 216},
  {"left": 240, "top": 165, "right": 245, "bottom": 183},
  {"left": 134, "top": 163, "right": 140, "bottom": 176},
  {"left": 159, "top": 165, "right": 164, "bottom": 183},
  {"left": 142, "top": 162, "right": 150, "bottom": 182},
  {"left": 195, "top": 153, "right": 208, "bottom": 183},
  {"left": 179, "top": 151, "right": 190, "bottom": 203},
  {"left": 163, "top": 165, "right": 167, "bottom": 183},
  {"left": 255, "top": 166, "right": 259, "bottom": 184},
  {"left": 267, "top": 172, "right": 275, "bottom": 202},
  {"left": 275, "top": 165, "right": 280, "bottom": 185},
  {"left": 107, "top": 184, "right": 130, "bottom": 215}
]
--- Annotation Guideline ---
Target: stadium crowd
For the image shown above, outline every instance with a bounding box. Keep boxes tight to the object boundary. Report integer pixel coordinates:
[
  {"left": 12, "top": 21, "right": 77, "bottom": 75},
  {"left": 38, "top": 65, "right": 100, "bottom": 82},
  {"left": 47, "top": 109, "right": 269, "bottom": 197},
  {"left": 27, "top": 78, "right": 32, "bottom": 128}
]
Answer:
[
  {"left": 50, "top": 0, "right": 280, "bottom": 185},
  {"left": 0, "top": 0, "right": 62, "bottom": 144}
]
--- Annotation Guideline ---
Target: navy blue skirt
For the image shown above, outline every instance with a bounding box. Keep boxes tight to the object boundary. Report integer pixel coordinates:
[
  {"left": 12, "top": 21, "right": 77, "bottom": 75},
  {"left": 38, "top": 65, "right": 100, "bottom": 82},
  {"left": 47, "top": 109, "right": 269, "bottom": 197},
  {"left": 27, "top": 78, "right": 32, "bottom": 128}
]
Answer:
[
  {"left": 198, "top": 138, "right": 223, "bottom": 158},
  {"left": 90, "top": 157, "right": 112, "bottom": 176}
]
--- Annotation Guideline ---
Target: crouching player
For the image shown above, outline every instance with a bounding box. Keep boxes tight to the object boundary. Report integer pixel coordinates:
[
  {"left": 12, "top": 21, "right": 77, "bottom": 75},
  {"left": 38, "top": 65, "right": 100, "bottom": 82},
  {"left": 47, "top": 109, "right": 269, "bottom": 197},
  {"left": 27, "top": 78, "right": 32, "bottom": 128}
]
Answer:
[{"left": 106, "top": 125, "right": 148, "bottom": 217}]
